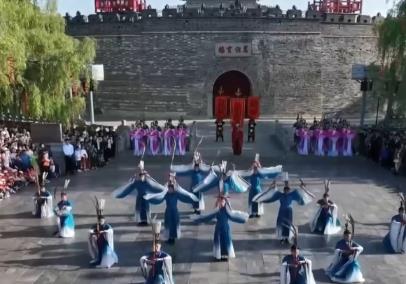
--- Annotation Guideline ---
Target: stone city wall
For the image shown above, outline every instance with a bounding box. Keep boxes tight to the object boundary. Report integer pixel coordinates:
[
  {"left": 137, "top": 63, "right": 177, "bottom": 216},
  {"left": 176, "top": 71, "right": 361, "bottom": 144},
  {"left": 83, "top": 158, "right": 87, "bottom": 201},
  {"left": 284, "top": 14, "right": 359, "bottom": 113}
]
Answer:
[{"left": 67, "top": 18, "right": 379, "bottom": 120}]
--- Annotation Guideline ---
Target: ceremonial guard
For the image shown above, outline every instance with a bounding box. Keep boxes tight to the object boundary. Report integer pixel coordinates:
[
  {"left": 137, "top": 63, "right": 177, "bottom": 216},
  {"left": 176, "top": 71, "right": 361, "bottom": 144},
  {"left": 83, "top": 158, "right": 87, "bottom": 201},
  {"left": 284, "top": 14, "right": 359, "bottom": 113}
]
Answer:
[
  {"left": 232, "top": 123, "right": 243, "bottom": 155},
  {"left": 140, "top": 220, "right": 174, "bottom": 284},
  {"left": 54, "top": 180, "right": 75, "bottom": 238},
  {"left": 247, "top": 118, "right": 256, "bottom": 142},
  {"left": 253, "top": 173, "right": 314, "bottom": 244},
  {"left": 326, "top": 215, "right": 365, "bottom": 283},
  {"left": 192, "top": 194, "right": 249, "bottom": 261},
  {"left": 170, "top": 149, "right": 211, "bottom": 214},
  {"left": 280, "top": 226, "right": 316, "bottom": 284},
  {"left": 32, "top": 173, "right": 53, "bottom": 218},
  {"left": 192, "top": 161, "right": 250, "bottom": 196},
  {"left": 383, "top": 193, "right": 406, "bottom": 253},
  {"left": 309, "top": 180, "right": 341, "bottom": 235},
  {"left": 235, "top": 154, "right": 282, "bottom": 218},
  {"left": 88, "top": 197, "right": 118, "bottom": 268},
  {"left": 144, "top": 172, "right": 199, "bottom": 244},
  {"left": 215, "top": 118, "right": 225, "bottom": 142},
  {"left": 115, "top": 160, "right": 164, "bottom": 225}
]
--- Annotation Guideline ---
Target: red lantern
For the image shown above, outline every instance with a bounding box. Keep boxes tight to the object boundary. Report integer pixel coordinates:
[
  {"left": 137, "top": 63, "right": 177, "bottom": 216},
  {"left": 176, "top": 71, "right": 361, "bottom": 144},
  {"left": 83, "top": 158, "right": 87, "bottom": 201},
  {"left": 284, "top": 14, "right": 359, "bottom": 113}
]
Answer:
[
  {"left": 215, "top": 96, "right": 229, "bottom": 119},
  {"left": 230, "top": 98, "right": 245, "bottom": 126},
  {"left": 247, "top": 96, "right": 260, "bottom": 119}
]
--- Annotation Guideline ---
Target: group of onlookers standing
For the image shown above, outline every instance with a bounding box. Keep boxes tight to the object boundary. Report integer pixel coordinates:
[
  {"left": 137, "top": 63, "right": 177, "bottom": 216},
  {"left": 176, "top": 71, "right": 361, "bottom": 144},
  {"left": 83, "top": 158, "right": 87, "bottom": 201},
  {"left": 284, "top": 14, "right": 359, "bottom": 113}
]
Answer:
[
  {"left": 358, "top": 127, "right": 406, "bottom": 175},
  {"left": 62, "top": 125, "right": 116, "bottom": 175}
]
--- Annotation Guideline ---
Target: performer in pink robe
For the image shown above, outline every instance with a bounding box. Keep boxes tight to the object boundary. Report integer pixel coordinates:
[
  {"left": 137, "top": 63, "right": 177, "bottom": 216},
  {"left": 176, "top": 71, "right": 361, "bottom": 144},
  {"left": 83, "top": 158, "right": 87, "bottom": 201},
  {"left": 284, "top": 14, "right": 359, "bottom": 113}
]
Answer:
[
  {"left": 176, "top": 128, "right": 188, "bottom": 156},
  {"left": 132, "top": 128, "right": 146, "bottom": 156},
  {"left": 164, "top": 128, "right": 176, "bottom": 156},
  {"left": 343, "top": 128, "right": 356, "bottom": 157},
  {"left": 298, "top": 128, "right": 309, "bottom": 156},
  {"left": 314, "top": 128, "right": 325, "bottom": 156},
  {"left": 328, "top": 128, "right": 339, "bottom": 157},
  {"left": 148, "top": 128, "right": 161, "bottom": 156}
]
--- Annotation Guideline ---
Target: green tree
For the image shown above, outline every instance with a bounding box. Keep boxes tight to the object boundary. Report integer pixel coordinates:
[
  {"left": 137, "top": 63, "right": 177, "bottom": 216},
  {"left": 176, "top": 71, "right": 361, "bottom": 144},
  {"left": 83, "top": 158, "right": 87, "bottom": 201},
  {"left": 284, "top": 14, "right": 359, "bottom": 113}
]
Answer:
[
  {"left": 0, "top": 0, "right": 95, "bottom": 125},
  {"left": 372, "top": 0, "right": 406, "bottom": 120}
]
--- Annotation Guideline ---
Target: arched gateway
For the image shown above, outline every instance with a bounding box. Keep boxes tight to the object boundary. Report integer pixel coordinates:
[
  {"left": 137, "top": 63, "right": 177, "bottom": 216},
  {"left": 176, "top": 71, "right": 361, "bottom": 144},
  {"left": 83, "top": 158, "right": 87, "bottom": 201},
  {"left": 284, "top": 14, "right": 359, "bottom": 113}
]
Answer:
[{"left": 212, "top": 70, "right": 252, "bottom": 117}]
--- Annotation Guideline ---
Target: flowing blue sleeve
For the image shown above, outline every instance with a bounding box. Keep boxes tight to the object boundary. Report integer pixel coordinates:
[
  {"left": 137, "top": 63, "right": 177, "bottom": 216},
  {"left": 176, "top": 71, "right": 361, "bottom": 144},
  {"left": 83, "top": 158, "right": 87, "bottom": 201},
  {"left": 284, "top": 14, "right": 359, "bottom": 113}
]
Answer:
[
  {"left": 114, "top": 180, "right": 136, "bottom": 198},
  {"left": 192, "top": 170, "right": 218, "bottom": 193},
  {"left": 253, "top": 188, "right": 282, "bottom": 203},
  {"left": 170, "top": 163, "right": 194, "bottom": 176},
  {"left": 225, "top": 207, "right": 249, "bottom": 224},
  {"left": 227, "top": 172, "right": 250, "bottom": 193},
  {"left": 176, "top": 185, "right": 199, "bottom": 204},
  {"left": 234, "top": 169, "right": 253, "bottom": 178},
  {"left": 257, "top": 165, "right": 283, "bottom": 179},
  {"left": 192, "top": 209, "right": 218, "bottom": 224},
  {"left": 144, "top": 190, "right": 167, "bottom": 205},
  {"left": 290, "top": 188, "right": 313, "bottom": 206},
  {"left": 199, "top": 162, "right": 211, "bottom": 173},
  {"left": 145, "top": 176, "right": 166, "bottom": 192}
]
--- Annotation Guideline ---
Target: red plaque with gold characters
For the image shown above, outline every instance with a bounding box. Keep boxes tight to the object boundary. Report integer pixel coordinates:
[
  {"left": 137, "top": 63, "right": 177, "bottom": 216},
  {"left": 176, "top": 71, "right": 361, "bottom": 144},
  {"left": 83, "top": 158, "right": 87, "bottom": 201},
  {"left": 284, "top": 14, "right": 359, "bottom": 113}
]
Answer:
[
  {"left": 247, "top": 96, "right": 260, "bottom": 119},
  {"left": 215, "top": 96, "right": 229, "bottom": 119},
  {"left": 230, "top": 98, "right": 246, "bottom": 126}
]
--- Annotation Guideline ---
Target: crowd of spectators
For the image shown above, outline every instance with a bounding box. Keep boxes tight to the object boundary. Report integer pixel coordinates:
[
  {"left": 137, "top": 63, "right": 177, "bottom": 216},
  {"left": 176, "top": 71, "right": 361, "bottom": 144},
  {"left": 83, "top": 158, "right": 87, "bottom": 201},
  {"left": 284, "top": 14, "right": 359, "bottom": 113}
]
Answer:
[
  {"left": 357, "top": 127, "right": 406, "bottom": 175},
  {"left": 0, "top": 125, "right": 41, "bottom": 200},
  {"left": 62, "top": 125, "right": 116, "bottom": 175},
  {"left": 0, "top": 122, "right": 117, "bottom": 201}
]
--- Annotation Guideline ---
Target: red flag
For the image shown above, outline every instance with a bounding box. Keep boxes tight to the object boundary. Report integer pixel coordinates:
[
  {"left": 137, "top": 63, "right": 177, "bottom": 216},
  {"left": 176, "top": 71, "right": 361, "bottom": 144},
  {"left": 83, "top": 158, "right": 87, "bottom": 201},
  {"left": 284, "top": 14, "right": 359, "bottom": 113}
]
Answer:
[
  {"left": 215, "top": 96, "right": 229, "bottom": 119},
  {"left": 247, "top": 96, "right": 260, "bottom": 119}
]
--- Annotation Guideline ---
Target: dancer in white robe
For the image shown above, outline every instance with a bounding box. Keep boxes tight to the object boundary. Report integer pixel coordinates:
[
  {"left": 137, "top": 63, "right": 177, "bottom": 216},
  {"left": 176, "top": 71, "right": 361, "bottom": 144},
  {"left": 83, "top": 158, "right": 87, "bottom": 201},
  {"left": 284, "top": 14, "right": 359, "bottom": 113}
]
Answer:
[
  {"left": 383, "top": 194, "right": 406, "bottom": 253},
  {"left": 309, "top": 180, "right": 341, "bottom": 235},
  {"left": 280, "top": 225, "right": 316, "bottom": 284},
  {"left": 326, "top": 214, "right": 365, "bottom": 283}
]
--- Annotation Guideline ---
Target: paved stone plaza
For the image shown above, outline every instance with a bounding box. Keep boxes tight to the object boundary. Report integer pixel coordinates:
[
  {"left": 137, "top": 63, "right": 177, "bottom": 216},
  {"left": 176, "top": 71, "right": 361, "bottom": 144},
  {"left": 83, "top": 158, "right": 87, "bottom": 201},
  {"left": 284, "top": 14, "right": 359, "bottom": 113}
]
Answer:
[{"left": 0, "top": 122, "right": 405, "bottom": 284}]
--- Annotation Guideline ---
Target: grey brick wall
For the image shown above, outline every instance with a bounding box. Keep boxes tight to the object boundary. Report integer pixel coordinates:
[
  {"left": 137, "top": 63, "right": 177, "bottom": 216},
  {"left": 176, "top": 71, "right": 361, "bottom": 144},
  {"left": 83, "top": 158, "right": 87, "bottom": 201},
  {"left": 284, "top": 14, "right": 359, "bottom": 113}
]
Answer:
[{"left": 67, "top": 18, "right": 378, "bottom": 120}]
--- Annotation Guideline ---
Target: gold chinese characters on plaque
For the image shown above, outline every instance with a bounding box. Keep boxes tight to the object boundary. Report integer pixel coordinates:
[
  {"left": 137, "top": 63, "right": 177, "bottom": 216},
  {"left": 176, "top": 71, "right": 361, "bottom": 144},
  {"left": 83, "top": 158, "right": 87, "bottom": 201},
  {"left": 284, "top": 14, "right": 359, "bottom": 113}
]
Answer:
[{"left": 215, "top": 43, "right": 252, "bottom": 57}]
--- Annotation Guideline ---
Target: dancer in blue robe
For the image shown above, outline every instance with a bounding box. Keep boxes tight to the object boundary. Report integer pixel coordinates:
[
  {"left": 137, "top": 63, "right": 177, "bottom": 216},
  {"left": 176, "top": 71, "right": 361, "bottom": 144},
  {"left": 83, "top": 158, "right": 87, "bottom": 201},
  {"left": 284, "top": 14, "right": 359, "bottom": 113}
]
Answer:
[
  {"left": 114, "top": 160, "right": 164, "bottom": 225},
  {"left": 253, "top": 172, "right": 314, "bottom": 244},
  {"left": 33, "top": 185, "right": 54, "bottom": 218},
  {"left": 192, "top": 161, "right": 250, "bottom": 196},
  {"left": 88, "top": 216, "right": 118, "bottom": 268},
  {"left": 281, "top": 247, "right": 316, "bottom": 284},
  {"left": 54, "top": 191, "right": 75, "bottom": 238},
  {"left": 236, "top": 154, "right": 282, "bottom": 218},
  {"left": 309, "top": 180, "right": 341, "bottom": 235},
  {"left": 170, "top": 151, "right": 211, "bottom": 214},
  {"left": 326, "top": 216, "right": 365, "bottom": 283},
  {"left": 383, "top": 196, "right": 406, "bottom": 253},
  {"left": 192, "top": 195, "right": 249, "bottom": 260},
  {"left": 144, "top": 172, "right": 199, "bottom": 244},
  {"left": 140, "top": 240, "right": 174, "bottom": 284},
  {"left": 32, "top": 173, "right": 54, "bottom": 218}
]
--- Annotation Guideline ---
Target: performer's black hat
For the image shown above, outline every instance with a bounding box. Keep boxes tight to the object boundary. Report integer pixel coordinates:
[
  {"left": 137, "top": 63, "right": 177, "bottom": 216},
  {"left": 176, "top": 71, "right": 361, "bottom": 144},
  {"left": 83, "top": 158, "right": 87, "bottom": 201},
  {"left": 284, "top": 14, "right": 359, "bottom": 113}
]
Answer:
[{"left": 290, "top": 244, "right": 299, "bottom": 251}]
